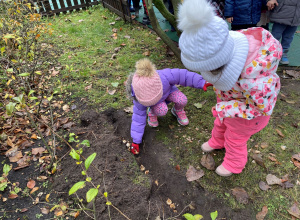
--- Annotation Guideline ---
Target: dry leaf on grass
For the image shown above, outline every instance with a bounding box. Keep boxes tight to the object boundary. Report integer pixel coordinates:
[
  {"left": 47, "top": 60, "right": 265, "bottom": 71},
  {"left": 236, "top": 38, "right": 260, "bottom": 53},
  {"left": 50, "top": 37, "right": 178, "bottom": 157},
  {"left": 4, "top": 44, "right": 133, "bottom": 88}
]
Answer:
[
  {"left": 166, "top": 198, "right": 172, "bottom": 205},
  {"left": 259, "top": 181, "right": 271, "bottom": 191},
  {"left": 31, "top": 133, "right": 38, "bottom": 139},
  {"left": 260, "top": 143, "right": 268, "bottom": 149},
  {"left": 85, "top": 84, "right": 92, "bottom": 91},
  {"left": 285, "top": 70, "right": 300, "bottom": 79},
  {"left": 275, "top": 129, "right": 284, "bottom": 137},
  {"left": 186, "top": 165, "right": 204, "bottom": 182},
  {"left": 256, "top": 206, "right": 268, "bottom": 220},
  {"left": 200, "top": 154, "right": 215, "bottom": 170},
  {"left": 251, "top": 153, "right": 266, "bottom": 169},
  {"left": 266, "top": 174, "right": 282, "bottom": 185},
  {"left": 288, "top": 202, "right": 300, "bottom": 219},
  {"left": 27, "top": 179, "right": 36, "bottom": 189},
  {"left": 62, "top": 104, "right": 70, "bottom": 112},
  {"left": 291, "top": 153, "right": 300, "bottom": 169},
  {"left": 7, "top": 150, "right": 23, "bottom": 162},
  {"left": 142, "top": 51, "right": 150, "bottom": 56},
  {"left": 231, "top": 187, "right": 249, "bottom": 204}
]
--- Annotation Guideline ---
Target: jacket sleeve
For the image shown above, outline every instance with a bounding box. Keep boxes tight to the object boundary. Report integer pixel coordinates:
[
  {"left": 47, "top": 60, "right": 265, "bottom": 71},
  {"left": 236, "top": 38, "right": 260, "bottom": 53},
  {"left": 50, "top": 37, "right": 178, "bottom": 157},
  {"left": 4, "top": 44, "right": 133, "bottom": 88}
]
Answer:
[
  {"left": 131, "top": 100, "right": 147, "bottom": 144},
  {"left": 162, "top": 68, "right": 206, "bottom": 89},
  {"left": 215, "top": 76, "right": 280, "bottom": 120},
  {"left": 224, "top": 0, "right": 235, "bottom": 17}
]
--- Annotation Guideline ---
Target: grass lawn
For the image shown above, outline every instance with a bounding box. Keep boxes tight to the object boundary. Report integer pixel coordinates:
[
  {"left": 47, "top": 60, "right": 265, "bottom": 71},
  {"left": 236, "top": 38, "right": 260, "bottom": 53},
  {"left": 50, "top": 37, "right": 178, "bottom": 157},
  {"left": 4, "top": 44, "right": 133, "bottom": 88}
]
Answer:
[{"left": 47, "top": 5, "right": 300, "bottom": 219}]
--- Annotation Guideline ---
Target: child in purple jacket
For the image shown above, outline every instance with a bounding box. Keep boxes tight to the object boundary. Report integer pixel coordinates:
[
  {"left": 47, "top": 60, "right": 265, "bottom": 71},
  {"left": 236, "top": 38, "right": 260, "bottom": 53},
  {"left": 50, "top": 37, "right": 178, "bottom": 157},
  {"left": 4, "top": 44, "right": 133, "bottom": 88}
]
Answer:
[{"left": 126, "top": 58, "right": 210, "bottom": 155}]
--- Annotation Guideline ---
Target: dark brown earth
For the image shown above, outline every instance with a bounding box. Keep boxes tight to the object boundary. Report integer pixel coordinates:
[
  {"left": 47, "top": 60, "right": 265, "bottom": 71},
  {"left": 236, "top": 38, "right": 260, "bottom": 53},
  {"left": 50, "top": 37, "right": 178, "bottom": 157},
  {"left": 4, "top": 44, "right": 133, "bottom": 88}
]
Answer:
[{"left": 1, "top": 76, "right": 299, "bottom": 220}]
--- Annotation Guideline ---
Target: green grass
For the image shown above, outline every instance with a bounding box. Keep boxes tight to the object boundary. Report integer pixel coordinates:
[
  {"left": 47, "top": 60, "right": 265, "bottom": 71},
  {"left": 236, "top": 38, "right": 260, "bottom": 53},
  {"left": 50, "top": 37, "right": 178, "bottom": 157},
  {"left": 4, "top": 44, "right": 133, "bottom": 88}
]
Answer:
[{"left": 48, "top": 5, "right": 300, "bottom": 220}]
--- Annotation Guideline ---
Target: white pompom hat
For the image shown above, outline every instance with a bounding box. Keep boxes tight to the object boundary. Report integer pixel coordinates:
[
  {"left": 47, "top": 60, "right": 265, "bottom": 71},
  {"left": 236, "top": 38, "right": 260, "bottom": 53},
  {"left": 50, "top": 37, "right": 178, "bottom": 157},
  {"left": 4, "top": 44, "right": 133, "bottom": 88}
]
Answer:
[{"left": 178, "top": 0, "right": 249, "bottom": 91}]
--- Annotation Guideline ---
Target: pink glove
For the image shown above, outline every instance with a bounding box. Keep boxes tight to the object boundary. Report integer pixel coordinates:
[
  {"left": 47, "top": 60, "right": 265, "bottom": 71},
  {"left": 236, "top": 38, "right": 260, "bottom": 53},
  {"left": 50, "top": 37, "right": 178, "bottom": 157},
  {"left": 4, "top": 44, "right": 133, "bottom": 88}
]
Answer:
[{"left": 131, "top": 143, "right": 139, "bottom": 155}]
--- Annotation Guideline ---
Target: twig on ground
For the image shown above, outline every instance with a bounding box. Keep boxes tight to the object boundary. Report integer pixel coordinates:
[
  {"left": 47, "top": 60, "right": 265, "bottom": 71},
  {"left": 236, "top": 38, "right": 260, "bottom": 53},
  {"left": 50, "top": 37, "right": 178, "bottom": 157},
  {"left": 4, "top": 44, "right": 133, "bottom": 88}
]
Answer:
[
  {"left": 166, "top": 202, "right": 193, "bottom": 220},
  {"left": 75, "top": 192, "right": 95, "bottom": 219},
  {"left": 146, "top": 201, "right": 151, "bottom": 220}
]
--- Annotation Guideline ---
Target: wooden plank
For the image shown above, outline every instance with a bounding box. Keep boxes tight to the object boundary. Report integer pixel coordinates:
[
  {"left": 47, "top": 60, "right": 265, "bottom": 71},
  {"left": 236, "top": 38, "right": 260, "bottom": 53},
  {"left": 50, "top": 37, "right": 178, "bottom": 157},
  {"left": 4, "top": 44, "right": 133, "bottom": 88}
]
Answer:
[
  {"left": 50, "top": 3, "right": 88, "bottom": 13},
  {"left": 42, "top": 0, "right": 52, "bottom": 13},
  {"left": 57, "top": 0, "right": 66, "bottom": 13},
  {"left": 103, "top": 1, "right": 131, "bottom": 22},
  {"left": 75, "top": 0, "right": 81, "bottom": 11}
]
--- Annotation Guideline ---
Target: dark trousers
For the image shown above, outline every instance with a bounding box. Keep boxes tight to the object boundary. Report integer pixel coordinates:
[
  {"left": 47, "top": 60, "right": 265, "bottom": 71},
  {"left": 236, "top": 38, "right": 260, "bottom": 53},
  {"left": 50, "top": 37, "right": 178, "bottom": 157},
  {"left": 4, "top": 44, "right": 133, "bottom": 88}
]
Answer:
[{"left": 231, "top": 24, "right": 257, "bottom": 31}]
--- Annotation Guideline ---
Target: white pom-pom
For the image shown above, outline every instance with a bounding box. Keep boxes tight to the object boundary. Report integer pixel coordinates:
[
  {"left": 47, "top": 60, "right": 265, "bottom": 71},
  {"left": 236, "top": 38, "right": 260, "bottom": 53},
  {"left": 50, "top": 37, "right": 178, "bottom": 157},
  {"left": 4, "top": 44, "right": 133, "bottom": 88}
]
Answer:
[{"left": 177, "top": 0, "right": 215, "bottom": 32}]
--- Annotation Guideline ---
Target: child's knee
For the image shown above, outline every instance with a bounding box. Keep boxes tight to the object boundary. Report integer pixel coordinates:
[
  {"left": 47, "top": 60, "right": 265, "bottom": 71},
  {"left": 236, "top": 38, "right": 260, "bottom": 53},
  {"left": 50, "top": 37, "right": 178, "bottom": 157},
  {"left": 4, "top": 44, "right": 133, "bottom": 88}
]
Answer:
[{"left": 152, "top": 107, "right": 168, "bottom": 116}]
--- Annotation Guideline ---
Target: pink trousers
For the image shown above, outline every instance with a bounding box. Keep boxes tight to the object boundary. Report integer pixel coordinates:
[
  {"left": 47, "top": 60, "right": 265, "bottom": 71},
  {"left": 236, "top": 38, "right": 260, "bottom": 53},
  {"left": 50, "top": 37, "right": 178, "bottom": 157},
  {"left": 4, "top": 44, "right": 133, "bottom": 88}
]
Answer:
[{"left": 208, "top": 116, "right": 270, "bottom": 173}]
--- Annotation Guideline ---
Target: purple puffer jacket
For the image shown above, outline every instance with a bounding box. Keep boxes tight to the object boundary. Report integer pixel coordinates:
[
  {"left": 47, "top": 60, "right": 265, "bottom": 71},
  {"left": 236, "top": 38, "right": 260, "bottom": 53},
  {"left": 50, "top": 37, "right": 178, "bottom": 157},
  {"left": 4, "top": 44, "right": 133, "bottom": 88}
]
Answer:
[{"left": 131, "top": 68, "right": 206, "bottom": 144}]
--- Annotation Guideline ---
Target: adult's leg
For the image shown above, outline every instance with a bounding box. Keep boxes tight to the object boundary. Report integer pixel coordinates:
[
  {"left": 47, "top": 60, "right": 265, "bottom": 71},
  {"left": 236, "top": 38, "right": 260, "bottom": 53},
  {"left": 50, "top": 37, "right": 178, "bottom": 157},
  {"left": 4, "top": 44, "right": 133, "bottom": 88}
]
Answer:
[
  {"left": 281, "top": 25, "right": 298, "bottom": 51},
  {"left": 271, "top": 22, "right": 286, "bottom": 42}
]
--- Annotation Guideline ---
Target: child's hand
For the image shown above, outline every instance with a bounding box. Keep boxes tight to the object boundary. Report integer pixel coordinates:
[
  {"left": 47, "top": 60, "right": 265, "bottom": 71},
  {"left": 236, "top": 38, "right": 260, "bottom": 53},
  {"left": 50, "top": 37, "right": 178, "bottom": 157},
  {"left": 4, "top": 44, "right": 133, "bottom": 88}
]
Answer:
[
  {"left": 226, "top": 17, "right": 233, "bottom": 23},
  {"left": 130, "top": 143, "right": 140, "bottom": 155}
]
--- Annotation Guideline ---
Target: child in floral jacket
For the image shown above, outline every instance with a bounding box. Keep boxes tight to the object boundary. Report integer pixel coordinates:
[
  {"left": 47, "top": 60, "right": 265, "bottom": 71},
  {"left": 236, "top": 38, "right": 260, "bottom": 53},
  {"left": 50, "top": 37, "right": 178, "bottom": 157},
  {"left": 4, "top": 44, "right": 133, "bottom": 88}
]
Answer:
[
  {"left": 178, "top": 0, "right": 282, "bottom": 176},
  {"left": 126, "top": 58, "right": 209, "bottom": 154}
]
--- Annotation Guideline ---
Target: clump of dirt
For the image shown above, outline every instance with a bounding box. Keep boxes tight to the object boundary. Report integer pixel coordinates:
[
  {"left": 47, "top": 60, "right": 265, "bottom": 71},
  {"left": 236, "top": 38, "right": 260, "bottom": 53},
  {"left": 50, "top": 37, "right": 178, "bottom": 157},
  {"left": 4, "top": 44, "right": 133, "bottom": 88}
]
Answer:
[{"left": 51, "top": 108, "right": 255, "bottom": 219}]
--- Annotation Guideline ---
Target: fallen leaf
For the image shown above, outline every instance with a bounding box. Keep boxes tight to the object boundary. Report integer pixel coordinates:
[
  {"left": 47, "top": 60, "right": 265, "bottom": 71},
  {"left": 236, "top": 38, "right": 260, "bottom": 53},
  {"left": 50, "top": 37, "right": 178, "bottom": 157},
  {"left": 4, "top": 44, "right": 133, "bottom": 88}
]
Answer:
[
  {"left": 62, "top": 104, "right": 70, "bottom": 112},
  {"left": 120, "top": 43, "right": 126, "bottom": 47},
  {"left": 268, "top": 156, "right": 277, "bottom": 162},
  {"left": 85, "top": 84, "right": 92, "bottom": 91},
  {"left": 291, "top": 153, "right": 300, "bottom": 169},
  {"left": 21, "top": 208, "right": 28, "bottom": 213},
  {"left": 112, "top": 28, "right": 118, "bottom": 32},
  {"left": 114, "top": 47, "right": 121, "bottom": 53},
  {"left": 111, "top": 53, "right": 117, "bottom": 59},
  {"left": 62, "top": 122, "right": 74, "bottom": 129},
  {"left": 8, "top": 193, "right": 18, "bottom": 199},
  {"left": 259, "top": 181, "right": 271, "bottom": 191},
  {"left": 260, "top": 143, "right": 268, "bottom": 149},
  {"left": 54, "top": 210, "right": 63, "bottom": 217},
  {"left": 7, "top": 137, "right": 15, "bottom": 147},
  {"left": 124, "top": 35, "right": 130, "bottom": 39},
  {"left": 251, "top": 153, "right": 266, "bottom": 169},
  {"left": 30, "top": 187, "right": 39, "bottom": 194},
  {"left": 256, "top": 206, "right": 268, "bottom": 220},
  {"left": 282, "top": 181, "right": 294, "bottom": 189},
  {"left": 69, "top": 211, "right": 80, "bottom": 218},
  {"left": 107, "top": 89, "right": 116, "bottom": 95},
  {"left": 266, "top": 174, "right": 282, "bottom": 185},
  {"left": 46, "top": 194, "right": 50, "bottom": 202},
  {"left": 109, "top": 22, "right": 115, "bottom": 25},
  {"left": 32, "top": 147, "right": 45, "bottom": 155},
  {"left": 37, "top": 176, "right": 48, "bottom": 181},
  {"left": 154, "top": 180, "right": 159, "bottom": 186},
  {"left": 287, "top": 202, "right": 300, "bottom": 219},
  {"left": 231, "top": 187, "right": 249, "bottom": 204},
  {"left": 31, "top": 133, "right": 38, "bottom": 139},
  {"left": 124, "top": 106, "right": 133, "bottom": 114},
  {"left": 78, "top": 19, "right": 84, "bottom": 22},
  {"left": 41, "top": 207, "right": 50, "bottom": 214},
  {"left": 9, "top": 151, "right": 23, "bottom": 162},
  {"left": 51, "top": 69, "right": 60, "bottom": 76},
  {"left": 285, "top": 100, "right": 295, "bottom": 104},
  {"left": 200, "top": 154, "right": 215, "bottom": 170},
  {"left": 275, "top": 129, "right": 284, "bottom": 137},
  {"left": 27, "top": 179, "right": 36, "bottom": 189},
  {"left": 186, "top": 165, "right": 204, "bottom": 182},
  {"left": 281, "top": 145, "right": 286, "bottom": 151},
  {"left": 285, "top": 70, "right": 300, "bottom": 79},
  {"left": 170, "top": 203, "right": 176, "bottom": 209},
  {"left": 193, "top": 103, "right": 203, "bottom": 109},
  {"left": 175, "top": 165, "right": 180, "bottom": 171},
  {"left": 142, "top": 51, "right": 150, "bottom": 56}
]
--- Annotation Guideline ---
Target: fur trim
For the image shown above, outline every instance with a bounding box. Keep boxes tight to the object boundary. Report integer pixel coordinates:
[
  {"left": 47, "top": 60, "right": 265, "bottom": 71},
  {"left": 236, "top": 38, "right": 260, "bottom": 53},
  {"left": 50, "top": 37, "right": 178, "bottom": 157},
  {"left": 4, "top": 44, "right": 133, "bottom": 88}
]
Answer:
[
  {"left": 135, "top": 58, "right": 157, "bottom": 77},
  {"left": 125, "top": 72, "right": 136, "bottom": 101},
  {"left": 177, "top": 0, "right": 215, "bottom": 32}
]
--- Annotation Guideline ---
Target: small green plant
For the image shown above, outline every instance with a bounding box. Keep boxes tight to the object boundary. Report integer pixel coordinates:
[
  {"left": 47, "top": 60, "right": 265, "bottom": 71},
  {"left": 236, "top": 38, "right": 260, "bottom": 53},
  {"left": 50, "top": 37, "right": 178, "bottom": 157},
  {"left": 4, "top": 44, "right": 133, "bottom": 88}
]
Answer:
[{"left": 183, "top": 211, "right": 218, "bottom": 220}]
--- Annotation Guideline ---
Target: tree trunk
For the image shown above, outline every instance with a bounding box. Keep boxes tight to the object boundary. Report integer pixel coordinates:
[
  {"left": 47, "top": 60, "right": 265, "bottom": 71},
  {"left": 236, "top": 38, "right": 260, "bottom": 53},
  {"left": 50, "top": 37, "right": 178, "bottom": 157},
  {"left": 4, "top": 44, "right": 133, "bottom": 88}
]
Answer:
[{"left": 145, "top": 0, "right": 181, "bottom": 59}]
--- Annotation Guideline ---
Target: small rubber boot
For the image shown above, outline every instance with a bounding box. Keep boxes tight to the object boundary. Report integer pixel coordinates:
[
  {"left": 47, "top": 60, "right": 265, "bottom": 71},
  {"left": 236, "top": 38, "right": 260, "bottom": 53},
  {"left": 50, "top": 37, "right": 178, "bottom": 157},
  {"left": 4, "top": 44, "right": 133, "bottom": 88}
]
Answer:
[
  {"left": 201, "top": 142, "right": 214, "bottom": 152},
  {"left": 215, "top": 164, "right": 233, "bottom": 177}
]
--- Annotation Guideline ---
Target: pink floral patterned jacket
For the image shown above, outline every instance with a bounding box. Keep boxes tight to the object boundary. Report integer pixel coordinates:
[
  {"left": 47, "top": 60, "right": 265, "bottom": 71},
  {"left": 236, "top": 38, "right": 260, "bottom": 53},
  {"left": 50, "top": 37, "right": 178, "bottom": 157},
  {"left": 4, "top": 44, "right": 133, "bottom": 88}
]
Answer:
[{"left": 215, "top": 27, "right": 282, "bottom": 121}]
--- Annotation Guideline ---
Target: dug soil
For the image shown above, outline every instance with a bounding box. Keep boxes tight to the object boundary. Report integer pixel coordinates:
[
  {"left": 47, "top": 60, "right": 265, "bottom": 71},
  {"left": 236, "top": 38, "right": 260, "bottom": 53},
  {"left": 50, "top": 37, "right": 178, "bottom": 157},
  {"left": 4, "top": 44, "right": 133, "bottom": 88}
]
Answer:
[{"left": 1, "top": 77, "right": 299, "bottom": 220}]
